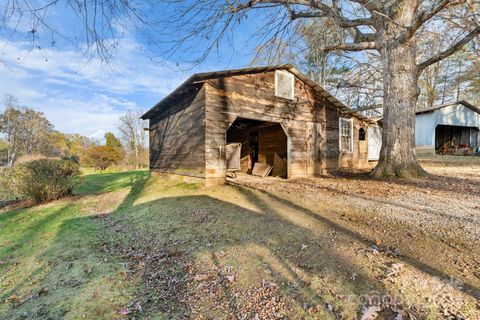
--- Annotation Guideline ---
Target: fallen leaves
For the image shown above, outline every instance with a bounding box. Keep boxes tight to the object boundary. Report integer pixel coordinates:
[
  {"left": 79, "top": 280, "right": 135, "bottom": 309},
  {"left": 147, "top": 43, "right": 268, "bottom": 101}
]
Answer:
[
  {"left": 5, "top": 287, "right": 50, "bottom": 308},
  {"left": 386, "top": 263, "right": 405, "bottom": 278},
  {"left": 82, "top": 263, "right": 93, "bottom": 275},
  {"left": 38, "top": 287, "right": 49, "bottom": 295},
  {"left": 360, "top": 305, "right": 413, "bottom": 320},
  {"left": 226, "top": 274, "right": 236, "bottom": 283},
  {"left": 193, "top": 273, "right": 210, "bottom": 282},
  {"left": 361, "top": 305, "right": 382, "bottom": 320},
  {"left": 361, "top": 244, "right": 402, "bottom": 258},
  {"left": 60, "top": 278, "right": 83, "bottom": 287},
  {"left": 89, "top": 168, "right": 480, "bottom": 319},
  {"left": 5, "top": 294, "right": 21, "bottom": 304},
  {"left": 119, "top": 301, "right": 143, "bottom": 316},
  {"left": 102, "top": 215, "right": 191, "bottom": 316},
  {"left": 236, "top": 279, "right": 290, "bottom": 320}
]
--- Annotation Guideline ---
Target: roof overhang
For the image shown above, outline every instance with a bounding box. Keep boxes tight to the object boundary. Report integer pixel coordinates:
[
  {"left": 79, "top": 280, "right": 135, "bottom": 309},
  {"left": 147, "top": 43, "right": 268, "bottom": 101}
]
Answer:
[
  {"left": 415, "top": 100, "right": 480, "bottom": 115},
  {"left": 141, "top": 64, "right": 374, "bottom": 123}
]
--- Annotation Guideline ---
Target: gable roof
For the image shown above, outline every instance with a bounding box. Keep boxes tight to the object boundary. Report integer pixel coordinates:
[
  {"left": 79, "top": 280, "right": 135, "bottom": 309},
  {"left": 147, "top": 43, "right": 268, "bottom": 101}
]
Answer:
[
  {"left": 141, "top": 64, "right": 373, "bottom": 123},
  {"left": 416, "top": 100, "right": 480, "bottom": 115}
]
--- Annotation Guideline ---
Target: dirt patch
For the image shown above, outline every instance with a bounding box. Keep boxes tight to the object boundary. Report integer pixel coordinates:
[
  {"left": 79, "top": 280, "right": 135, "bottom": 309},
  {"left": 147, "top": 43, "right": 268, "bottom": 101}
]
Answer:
[
  {"left": 226, "top": 161, "right": 479, "bottom": 318},
  {"left": 101, "top": 212, "right": 297, "bottom": 319}
]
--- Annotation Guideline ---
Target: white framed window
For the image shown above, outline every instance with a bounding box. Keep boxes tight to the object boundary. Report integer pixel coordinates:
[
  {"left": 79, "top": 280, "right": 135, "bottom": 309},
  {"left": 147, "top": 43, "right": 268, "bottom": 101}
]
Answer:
[
  {"left": 275, "top": 70, "right": 294, "bottom": 100},
  {"left": 339, "top": 117, "right": 353, "bottom": 153}
]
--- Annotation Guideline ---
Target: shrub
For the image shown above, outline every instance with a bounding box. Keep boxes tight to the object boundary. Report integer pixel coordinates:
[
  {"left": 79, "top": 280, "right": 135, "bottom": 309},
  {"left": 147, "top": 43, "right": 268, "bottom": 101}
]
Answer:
[
  {"left": 84, "top": 145, "right": 124, "bottom": 170},
  {"left": 14, "top": 153, "right": 47, "bottom": 165},
  {"left": 0, "top": 159, "right": 81, "bottom": 203},
  {"left": 0, "top": 167, "right": 14, "bottom": 201},
  {"left": 62, "top": 154, "right": 80, "bottom": 164}
]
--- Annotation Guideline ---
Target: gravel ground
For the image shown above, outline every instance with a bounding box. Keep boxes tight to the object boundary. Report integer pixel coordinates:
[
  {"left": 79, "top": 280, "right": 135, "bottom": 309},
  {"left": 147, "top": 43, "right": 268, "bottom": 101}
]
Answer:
[
  {"left": 229, "top": 157, "right": 480, "bottom": 318},
  {"left": 233, "top": 157, "right": 480, "bottom": 247}
]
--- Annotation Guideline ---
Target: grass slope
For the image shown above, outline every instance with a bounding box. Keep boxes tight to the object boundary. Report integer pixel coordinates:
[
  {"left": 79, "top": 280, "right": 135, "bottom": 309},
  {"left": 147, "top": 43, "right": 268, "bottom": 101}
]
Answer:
[
  {"left": 1, "top": 167, "right": 479, "bottom": 319},
  {"left": 0, "top": 170, "right": 149, "bottom": 319}
]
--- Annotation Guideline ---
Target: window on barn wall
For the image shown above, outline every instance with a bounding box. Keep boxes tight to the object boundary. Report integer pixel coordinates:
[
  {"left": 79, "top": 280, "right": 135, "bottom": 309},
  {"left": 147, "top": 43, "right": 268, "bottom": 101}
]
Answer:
[
  {"left": 339, "top": 118, "right": 353, "bottom": 152},
  {"left": 359, "top": 128, "right": 366, "bottom": 141},
  {"left": 275, "top": 70, "right": 294, "bottom": 100}
]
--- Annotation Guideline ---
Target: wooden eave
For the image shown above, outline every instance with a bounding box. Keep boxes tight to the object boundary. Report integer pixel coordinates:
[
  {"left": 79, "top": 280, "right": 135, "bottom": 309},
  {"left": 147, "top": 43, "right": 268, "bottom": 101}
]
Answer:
[{"left": 141, "top": 64, "right": 373, "bottom": 124}]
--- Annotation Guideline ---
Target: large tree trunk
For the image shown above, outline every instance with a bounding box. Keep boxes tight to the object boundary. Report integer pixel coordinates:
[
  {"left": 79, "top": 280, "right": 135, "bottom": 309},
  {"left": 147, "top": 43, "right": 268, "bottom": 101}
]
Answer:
[{"left": 373, "top": 2, "right": 428, "bottom": 178}]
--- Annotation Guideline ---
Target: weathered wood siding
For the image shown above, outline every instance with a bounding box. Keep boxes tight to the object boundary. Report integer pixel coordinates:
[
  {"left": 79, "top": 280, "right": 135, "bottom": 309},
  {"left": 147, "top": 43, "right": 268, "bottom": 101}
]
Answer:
[
  {"left": 204, "top": 71, "right": 328, "bottom": 180},
  {"left": 147, "top": 69, "right": 370, "bottom": 184},
  {"left": 258, "top": 124, "right": 287, "bottom": 165},
  {"left": 318, "top": 100, "right": 370, "bottom": 170},
  {"left": 323, "top": 104, "right": 341, "bottom": 170},
  {"left": 337, "top": 116, "right": 370, "bottom": 169},
  {"left": 148, "top": 85, "right": 206, "bottom": 178}
]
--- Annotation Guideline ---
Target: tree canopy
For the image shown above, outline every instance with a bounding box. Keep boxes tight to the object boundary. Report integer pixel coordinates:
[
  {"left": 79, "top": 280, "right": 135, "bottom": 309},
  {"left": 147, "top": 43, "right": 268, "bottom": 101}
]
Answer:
[{"left": 0, "top": 95, "right": 94, "bottom": 166}]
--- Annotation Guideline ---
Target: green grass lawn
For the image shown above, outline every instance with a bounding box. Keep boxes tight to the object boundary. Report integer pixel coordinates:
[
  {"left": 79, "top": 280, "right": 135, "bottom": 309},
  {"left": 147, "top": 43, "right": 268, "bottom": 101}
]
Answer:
[
  {"left": 76, "top": 169, "right": 150, "bottom": 195},
  {"left": 0, "top": 170, "right": 149, "bottom": 319},
  {"left": 1, "top": 169, "right": 478, "bottom": 319}
]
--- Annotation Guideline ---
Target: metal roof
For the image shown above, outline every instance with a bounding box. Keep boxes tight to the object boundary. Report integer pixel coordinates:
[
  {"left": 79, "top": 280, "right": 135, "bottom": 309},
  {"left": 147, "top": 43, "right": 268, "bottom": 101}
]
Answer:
[
  {"left": 141, "top": 64, "right": 373, "bottom": 123},
  {"left": 415, "top": 100, "right": 480, "bottom": 115}
]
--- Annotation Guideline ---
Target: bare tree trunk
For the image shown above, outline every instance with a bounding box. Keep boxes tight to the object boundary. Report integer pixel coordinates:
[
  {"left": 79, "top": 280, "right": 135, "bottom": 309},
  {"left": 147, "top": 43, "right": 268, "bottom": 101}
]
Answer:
[
  {"left": 441, "top": 60, "right": 450, "bottom": 104},
  {"left": 7, "top": 150, "right": 15, "bottom": 167},
  {"left": 134, "top": 142, "right": 139, "bottom": 170},
  {"left": 373, "top": 2, "right": 427, "bottom": 178},
  {"left": 133, "top": 128, "right": 139, "bottom": 169}
]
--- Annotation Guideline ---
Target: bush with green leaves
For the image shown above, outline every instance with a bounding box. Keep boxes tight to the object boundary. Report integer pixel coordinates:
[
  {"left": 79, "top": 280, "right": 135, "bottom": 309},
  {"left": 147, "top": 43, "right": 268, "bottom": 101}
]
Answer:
[
  {"left": 84, "top": 145, "right": 124, "bottom": 170},
  {"left": 0, "top": 159, "right": 81, "bottom": 203}
]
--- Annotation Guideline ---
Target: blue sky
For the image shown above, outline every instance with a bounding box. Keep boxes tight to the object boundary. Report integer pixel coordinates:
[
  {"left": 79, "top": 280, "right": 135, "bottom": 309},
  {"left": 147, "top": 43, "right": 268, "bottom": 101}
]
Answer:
[{"left": 0, "top": 2, "right": 267, "bottom": 140}]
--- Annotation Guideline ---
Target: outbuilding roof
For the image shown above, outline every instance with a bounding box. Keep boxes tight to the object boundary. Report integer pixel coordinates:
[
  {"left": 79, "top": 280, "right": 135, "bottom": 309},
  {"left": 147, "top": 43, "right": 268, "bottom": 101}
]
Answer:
[
  {"left": 416, "top": 100, "right": 480, "bottom": 115},
  {"left": 141, "top": 64, "right": 373, "bottom": 123}
]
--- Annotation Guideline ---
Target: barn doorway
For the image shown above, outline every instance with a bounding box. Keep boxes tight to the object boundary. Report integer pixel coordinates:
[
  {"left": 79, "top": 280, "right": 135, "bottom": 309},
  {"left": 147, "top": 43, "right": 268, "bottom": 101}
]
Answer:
[
  {"left": 226, "top": 118, "right": 288, "bottom": 178},
  {"left": 435, "top": 125, "right": 478, "bottom": 150}
]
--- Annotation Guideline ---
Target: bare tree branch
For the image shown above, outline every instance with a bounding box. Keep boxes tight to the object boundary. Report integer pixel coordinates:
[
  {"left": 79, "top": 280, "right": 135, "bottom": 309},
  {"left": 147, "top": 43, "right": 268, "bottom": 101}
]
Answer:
[
  {"left": 399, "top": 0, "right": 466, "bottom": 43},
  {"left": 288, "top": 9, "right": 373, "bottom": 27},
  {"left": 236, "top": 0, "right": 375, "bottom": 28},
  {"left": 324, "top": 41, "right": 376, "bottom": 51},
  {"left": 348, "top": 0, "right": 381, "bottom": 13},
  {"left": 418, "top": 26, "right": 480, "bottom": 71},
  {"left": 351, "top": 104, "right": 383, "bottom": 111},
  {"left": 353, "top": 30, "right": 376, "bottom": 42}
]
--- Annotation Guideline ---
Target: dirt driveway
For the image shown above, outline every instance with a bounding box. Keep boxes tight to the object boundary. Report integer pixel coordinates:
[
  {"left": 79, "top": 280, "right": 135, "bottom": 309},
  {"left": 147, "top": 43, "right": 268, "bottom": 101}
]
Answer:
[{"left": 226, "top": 156, "right": 480, "bottom": 318}]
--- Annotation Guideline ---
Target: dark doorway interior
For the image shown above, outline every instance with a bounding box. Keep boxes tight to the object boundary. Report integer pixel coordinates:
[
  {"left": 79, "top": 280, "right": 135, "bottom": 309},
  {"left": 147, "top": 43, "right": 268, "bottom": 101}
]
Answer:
[
  {"left": 435, "top": 125, "right": 477, "bottom": 150},
  {"left": 249, "top": 129, "right": 259, "bottom": 164},
  {"left": 227, "top": 118, "right": 287, "bottom": 177}
]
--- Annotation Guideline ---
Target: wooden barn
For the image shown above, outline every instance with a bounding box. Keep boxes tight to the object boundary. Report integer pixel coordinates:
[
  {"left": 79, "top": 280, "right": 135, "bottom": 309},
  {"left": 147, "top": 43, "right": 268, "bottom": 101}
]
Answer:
[{"left": 141, "top": 65, "right": 373, "bottom": 185}]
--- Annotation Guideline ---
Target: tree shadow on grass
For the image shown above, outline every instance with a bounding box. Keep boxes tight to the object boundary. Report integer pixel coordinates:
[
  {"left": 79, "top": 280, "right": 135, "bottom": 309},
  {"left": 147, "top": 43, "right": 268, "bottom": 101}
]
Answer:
[
  {"left": 74, "top": 170, "right": 150, "bottom": 196},
  {"left": 0, "top": 174, "right": 151, "bottom": 319},
  {"left": 86, "top": 179, "right": 406, "bottom": 319},
  {"left": 62, "top": 177, "right": 480, "bottom": 318},
  {"left": 0, "top": 204, "right": 74, "bottom": 259},
  {"left": 111, "top": 196, "right": 388, "bottom": 318},
  {"left": 3, "top": 173, "right": 479, "bottom": 319},
  {"left": 1, "top": 172, "right": 382, "bottom": 318}
]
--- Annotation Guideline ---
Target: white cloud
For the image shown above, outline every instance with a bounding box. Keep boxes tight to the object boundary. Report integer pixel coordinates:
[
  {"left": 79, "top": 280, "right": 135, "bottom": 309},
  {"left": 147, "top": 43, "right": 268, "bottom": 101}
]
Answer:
[
  {"left": 88, "top": 129, "right": 108, "bottom": 141},
  {"left": 0, "top": 35, "right": 189, "bottom": 137},
  {"left": 1, "top": 38, "right": 185, "bottom": 96},
  {"left": 36, "top": 94, "right": 136, "bottom": 136}
]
